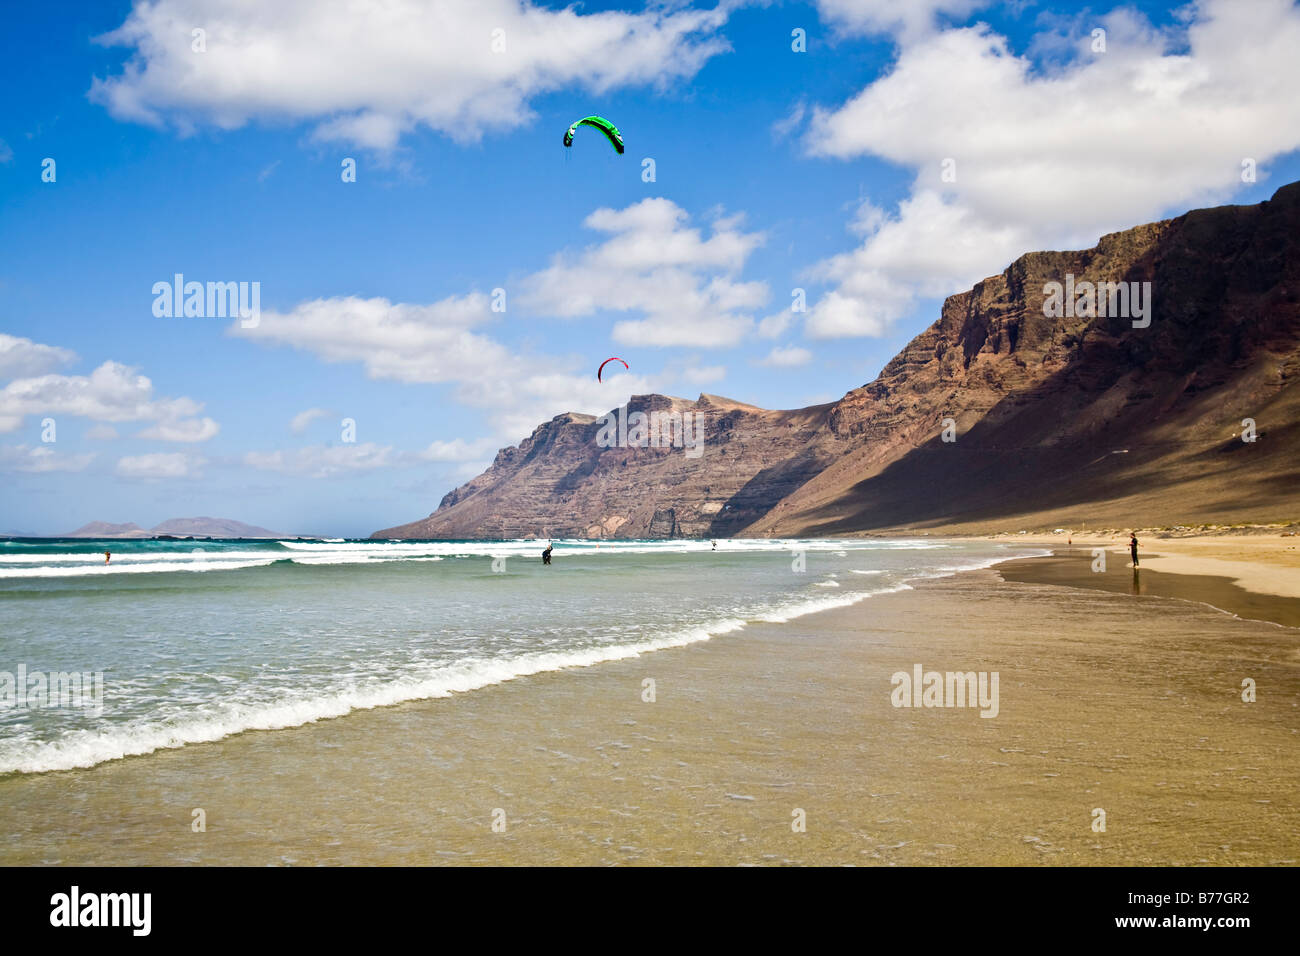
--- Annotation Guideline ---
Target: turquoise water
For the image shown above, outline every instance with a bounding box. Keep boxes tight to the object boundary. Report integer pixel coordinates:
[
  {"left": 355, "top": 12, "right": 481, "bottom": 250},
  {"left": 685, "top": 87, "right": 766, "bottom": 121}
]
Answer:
[{"left": 0, "top": 536, "right": 1045, "bottom": 774}]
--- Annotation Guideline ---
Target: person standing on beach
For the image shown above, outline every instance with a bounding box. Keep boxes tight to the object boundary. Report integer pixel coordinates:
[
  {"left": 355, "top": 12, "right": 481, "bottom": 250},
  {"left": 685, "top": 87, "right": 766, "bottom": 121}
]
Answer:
[
  {"left": 542, "top": 543, "right": 553, "bottom": 565},
  {"left": 1129, "top": 533, "right": 1139, "bottom": 568}
]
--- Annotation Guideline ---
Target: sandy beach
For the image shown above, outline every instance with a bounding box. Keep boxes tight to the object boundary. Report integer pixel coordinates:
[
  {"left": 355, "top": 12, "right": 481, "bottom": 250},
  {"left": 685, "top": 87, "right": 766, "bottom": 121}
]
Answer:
[
  {"left": 2, "top": 537, "right": 1296, "bottom": 867},
  {"left": 985, "top": 530, "right": 1300, "bottom": 599}
]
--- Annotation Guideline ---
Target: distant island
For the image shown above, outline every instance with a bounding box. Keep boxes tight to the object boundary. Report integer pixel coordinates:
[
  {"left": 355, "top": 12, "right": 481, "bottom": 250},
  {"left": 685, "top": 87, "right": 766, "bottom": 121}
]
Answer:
[{"left": 63, "top": 517, "right": 291, "bottom": 539}]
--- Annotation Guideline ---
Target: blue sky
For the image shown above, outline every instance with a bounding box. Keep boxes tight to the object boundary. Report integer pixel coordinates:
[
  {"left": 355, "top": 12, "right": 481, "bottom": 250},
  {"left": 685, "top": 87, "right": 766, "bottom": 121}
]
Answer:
[{"left": 3, "top": 0, "right": 1299, "bottom": 536}]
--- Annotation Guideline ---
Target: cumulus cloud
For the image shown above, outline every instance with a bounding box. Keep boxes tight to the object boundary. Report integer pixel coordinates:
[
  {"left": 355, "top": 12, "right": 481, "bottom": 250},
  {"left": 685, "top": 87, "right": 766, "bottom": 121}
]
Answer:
[
  {"left": 0, "top": 445, "right": 96, "bottom": 473},
  {"left": 759, "top": 345, "right": 813, "bottom": 367},
  {"left": 233, "top": 291, "right": 662, "bottom": 441},
  {"left": 290, "top": 407, "right": 330, "bottom": 434},
  {"left": 805, "top": 191, "right": 1024, "bottom": 337},
  {"left": 800, "top": 0, "right": 1300, "bottom": 336},
  {"left": 116, "top": 452, "right": 205, "bottom": 479},
  {"left": 91, "top": 0, "right": 732, "bottom": 150},
  {"left": 757, "top": 310, "right": 792, "bottom": 339},
  {"left": 0, "top": 334, "right": 76, "bottom": 380},
  {"left": 233, "top": 294, "right": 504, "bottom": 384},
  {"left": 679, "top": 364, "right": 727, "bottom": 386},
  {"left": 418, "top": 437, "right": 501, "bottom": 462},
  {"left": 84, "top": 424, "right": 120, "bottom": 440},
  {"left": 243, "top": 443, "right": 395, "bottom": 478},
  {"left": 815, "top": 0, "right": 987, "bottom": 40},
  {"left": 230, "top": 198, "right": 759, "bottom": 443},
  {"left": 136, "top": 417, "right": 221, "bottom": 442},
  {"left": 770, "top": 101, "right": 807, "bottom": 140},
  {"left": 470, "top": 369, "right": 661, "bottom": 443},
  {"left": 0, "top": 360, "right": 220, "bottom": 439},
  {"left": 523, "top": 198, "right": 768, "bottom": 348}
]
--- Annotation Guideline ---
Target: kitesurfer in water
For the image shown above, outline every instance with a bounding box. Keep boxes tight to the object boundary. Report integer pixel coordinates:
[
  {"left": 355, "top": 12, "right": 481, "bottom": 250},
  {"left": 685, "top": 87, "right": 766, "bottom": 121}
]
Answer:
[{"left": 542, "top": 543, "right": 553, "bottom": 565}]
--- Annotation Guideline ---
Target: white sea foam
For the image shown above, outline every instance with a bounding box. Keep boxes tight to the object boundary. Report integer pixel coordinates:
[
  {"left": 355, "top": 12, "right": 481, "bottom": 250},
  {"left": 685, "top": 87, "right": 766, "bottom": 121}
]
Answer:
[
  {"left": 287, "top": 555, "right": 444, "bottom": 565},
  {"left": 910, "top": 550, "right": 1052, "bottom": 579},
  {"left": 754, "top": 582, "right": 913, "bottom": 624},
  {"left": 0, "top": 551, "right": 279, "bottom": 563},
  {"left": 0, "top": 616, "right": 749, "bottom": 775},
  {"left": 271, "top": 537, "right": 946, "bottom": 556},
  {"left": 0, "top": 559, "right": 278, "bottom": 578},
  {"left": 0, "top": 537, "right": 950, "bottom": 578},
  {"left": 0, "top": 571, "right": 920, "bottom": 775},
  {"left": 0, "top": 541, "right": 1032, "bottom": 774}
]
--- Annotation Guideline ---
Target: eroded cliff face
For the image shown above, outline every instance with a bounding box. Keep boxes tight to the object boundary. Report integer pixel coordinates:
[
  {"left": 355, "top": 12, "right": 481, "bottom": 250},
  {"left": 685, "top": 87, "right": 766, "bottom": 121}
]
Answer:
[
  {"left": 375, "top": 182, "right": 1300, "bottom": 539},
  {"left": 750, "top": 181, "right": 1300, "bottom": 534},
  {"left": 372, "top": 394, "right": 838, "bottom": 539}
]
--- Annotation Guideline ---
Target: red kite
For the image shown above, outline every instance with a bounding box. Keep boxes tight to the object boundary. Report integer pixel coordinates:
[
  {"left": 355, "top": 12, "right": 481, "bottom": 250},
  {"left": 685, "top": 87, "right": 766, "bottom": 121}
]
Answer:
[{"left": 597, "top": 357, "right": 628, "bottom": 382}]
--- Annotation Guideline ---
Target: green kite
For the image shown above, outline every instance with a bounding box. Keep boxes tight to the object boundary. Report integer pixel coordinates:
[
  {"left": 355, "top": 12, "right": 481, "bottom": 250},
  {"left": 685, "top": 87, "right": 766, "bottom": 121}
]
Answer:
[{"left": 563, "top": 116, "right": 624, "bottom": 154}]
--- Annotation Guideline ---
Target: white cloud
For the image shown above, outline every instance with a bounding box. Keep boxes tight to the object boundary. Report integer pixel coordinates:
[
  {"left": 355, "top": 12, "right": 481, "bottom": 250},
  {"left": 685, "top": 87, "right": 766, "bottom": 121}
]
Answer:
[
  {"left": 418, "top": 437, "right": 500, "bottom": 462},
  {"left": 0, "top": 445, "right": 96, "bottom": 473},
  {"left": 451, "top": 459, "right": 491, "bottom": 480},
  {"left": 233, "top": 290, "right": 663, "bottom": 442},
  {"left": 91, "top": 0, "right": 732, "bottom": 150},
  {"left": 116, "top": 452, "right": 205, "bottom": 479},
  {"left": 0, "top": 138, "right": 12, "bottom": 164},
  {"left": 800, "top": 0, "right": 1300, "bottom": 336},
  {"left": 0, "top": 360, "right": 219, "bottom": 440},
  {"left": 757, "top": 311, "right": 792, "bottom": 339},
  {"left": 759, "top": 345, "right": 813, "bottom": 367},
  {"left": 680, "top": 364, "right": 727, "bottom": 386},
  {"left": 523, "top": 198, "right": 768, "bottom": 348},
  {"left": 0, "top": 334, "right": 76, "bottom": 380},
  {"left": 815, "top": 0, "right": 987, "bottom": 40},
  {"left": 244, "top": 443, "right": 395, "bottom": 478},
  {"left": 771, "top": 101, "right": 807, "bottom": 140},
  {"left": 469, "top": 369, "right": 662, "bottom": 443},
  {"left": 230, "top": 197, "right": 761, "bottom": 444},
  {"left": 233, "top": 294, "right": 504, "bottom": 384},
  {"left": 290, "top": 407, "right": 330, "bottom": 434},
  {"left": 805, "top": 190, "right": 1023, "bottom": 338},
  {"left": 84, "top": 424, "right": 119, "bottom": 440},
  {"left": 136, "top": 417, "right": 221, "bottom": 442}
]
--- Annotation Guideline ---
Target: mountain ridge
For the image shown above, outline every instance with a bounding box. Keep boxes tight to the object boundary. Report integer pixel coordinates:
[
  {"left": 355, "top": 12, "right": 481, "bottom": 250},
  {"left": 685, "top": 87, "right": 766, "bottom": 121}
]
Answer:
[{"left": 374, "top": 182, "right": 1300, "bottom": 539}]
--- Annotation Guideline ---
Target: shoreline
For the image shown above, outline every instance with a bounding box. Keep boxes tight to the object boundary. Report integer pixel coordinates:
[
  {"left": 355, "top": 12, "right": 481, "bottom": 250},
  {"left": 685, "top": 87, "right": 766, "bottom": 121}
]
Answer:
[
  {"left": 2, "top": 547, "right": 1296, "bottom": 866},
  {"left": 983, "top": 531, "right": 1300, "bottom": 598},
  {"left": 995, "top": 551, "right": 1300, "bottom": 631},
  {"left": 981, "top": 529, "right": 1300, "bottom": 628}
]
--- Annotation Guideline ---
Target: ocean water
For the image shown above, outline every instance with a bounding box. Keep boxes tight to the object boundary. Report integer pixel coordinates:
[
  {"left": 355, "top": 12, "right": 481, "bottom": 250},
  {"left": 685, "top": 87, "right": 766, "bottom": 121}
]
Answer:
[{"left": 0, "top": 536, "right": 1045, "bottom": 775}]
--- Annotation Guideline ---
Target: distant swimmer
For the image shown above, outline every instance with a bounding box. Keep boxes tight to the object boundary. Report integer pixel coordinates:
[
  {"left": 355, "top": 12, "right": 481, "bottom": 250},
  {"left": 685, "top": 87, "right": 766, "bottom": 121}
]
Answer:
[
  {"left": 542, "top": 543, "right": 553, "bottom": 565},
  {"left": 104, "top": 550, "right": 111, "bottom": 565},
  {"left": 711, "top": 540, "right": 717, "bottom": 550},
  {"left": 1129, "top": 533, "right": 1139, "bottom": 568}
]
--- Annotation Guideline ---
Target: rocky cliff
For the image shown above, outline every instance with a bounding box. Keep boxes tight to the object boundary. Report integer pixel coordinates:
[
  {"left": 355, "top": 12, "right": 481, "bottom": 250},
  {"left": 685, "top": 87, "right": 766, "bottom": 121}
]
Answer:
[
  {"left": 375, "top": 182, "right": 1300, "bottom": 539},
  {"left": 374, "top": 394, "right": 839, "bottom": 539}
]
